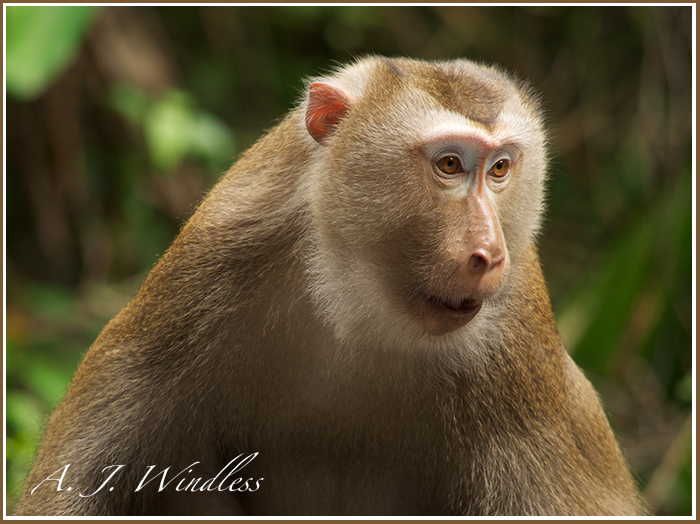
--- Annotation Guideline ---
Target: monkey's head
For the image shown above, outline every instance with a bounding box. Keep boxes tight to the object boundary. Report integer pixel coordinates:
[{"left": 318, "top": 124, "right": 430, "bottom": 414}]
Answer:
[{"left": 303, "top": 57, "right": 547, "bottom": 350}]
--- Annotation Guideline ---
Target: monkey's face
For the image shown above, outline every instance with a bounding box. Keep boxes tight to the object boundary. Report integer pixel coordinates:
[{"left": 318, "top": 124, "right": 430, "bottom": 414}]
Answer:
[
  {"left": 305, "top": 58, "right": 547, "bottom": 344},
  {"left": 398, "top": 128, "right": 524, "bottom": 336}
]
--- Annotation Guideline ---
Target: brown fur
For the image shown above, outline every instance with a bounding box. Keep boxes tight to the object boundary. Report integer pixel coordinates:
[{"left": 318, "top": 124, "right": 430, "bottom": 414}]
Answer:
[{"left": 16, "top": 56, "right": 644, "bottom": 516}]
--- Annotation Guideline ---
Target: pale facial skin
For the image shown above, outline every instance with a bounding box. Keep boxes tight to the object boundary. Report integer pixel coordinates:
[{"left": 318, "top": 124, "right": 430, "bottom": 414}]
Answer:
[{"left": 409, "top": 128, "right": 522, "bottom": 336}]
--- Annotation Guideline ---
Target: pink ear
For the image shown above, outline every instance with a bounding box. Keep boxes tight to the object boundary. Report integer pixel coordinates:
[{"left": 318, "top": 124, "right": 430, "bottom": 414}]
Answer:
[{"left": 305, "top": 82, "right": 355, "bottom": 144}]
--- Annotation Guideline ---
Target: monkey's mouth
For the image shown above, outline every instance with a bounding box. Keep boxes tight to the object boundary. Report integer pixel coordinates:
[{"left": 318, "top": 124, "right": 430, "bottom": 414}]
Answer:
[
  {"left": 425, "top": 294, "right": 483, "bottom": 317},
  {"left": 413, "top": 293, "right": 484, "bottom": 335}
]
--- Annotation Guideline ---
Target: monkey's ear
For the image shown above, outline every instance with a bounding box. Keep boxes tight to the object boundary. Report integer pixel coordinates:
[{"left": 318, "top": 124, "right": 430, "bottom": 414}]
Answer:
[{"left": 305, "top": 82, "right": 355, "bottom": 144}]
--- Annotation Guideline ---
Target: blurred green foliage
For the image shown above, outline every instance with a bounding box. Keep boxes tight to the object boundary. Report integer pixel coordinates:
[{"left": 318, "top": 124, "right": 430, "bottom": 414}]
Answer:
[
  {"left": 109, "top": 85, "right": 235, "bottom": 172},
  {"left": 6, "top": 6, "right": 99, "bottom": 99},
  {"left": 4, "top": 6, "right": 693, "bottom": 516}
]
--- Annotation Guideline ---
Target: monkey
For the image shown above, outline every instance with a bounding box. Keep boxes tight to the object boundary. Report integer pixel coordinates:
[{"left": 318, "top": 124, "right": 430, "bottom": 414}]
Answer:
[{"left": 16, "top": 56, "right": 645, "bottom": 516}]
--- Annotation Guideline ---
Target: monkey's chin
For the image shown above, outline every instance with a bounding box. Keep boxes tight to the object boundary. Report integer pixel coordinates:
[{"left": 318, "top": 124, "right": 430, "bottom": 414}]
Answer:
[{"left": 414, "top": 294, "right": 483, "bottom": 336}]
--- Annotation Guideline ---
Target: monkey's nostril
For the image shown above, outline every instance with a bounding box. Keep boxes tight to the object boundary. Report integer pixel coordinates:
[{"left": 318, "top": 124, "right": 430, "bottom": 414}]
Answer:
[{"left": 468, "top": 253, "right": 489, "bottom": 272}]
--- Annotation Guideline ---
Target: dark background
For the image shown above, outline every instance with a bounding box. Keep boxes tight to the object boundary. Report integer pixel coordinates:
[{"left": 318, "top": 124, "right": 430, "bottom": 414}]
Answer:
[{"left": 5, "top": 6, "right": 693, "bottom": 515}]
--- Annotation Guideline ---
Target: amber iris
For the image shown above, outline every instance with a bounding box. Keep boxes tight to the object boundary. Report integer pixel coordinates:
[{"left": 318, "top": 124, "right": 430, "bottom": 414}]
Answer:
[
  {"left": 436, "top": 156, "right": 462, "bottom": 175},
  {"left": 491, "top": 158, "right": 510, "bottom": 178}
]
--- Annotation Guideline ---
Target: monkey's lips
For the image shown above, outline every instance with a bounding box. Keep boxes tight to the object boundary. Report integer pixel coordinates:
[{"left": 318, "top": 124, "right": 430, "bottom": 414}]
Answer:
[
  {"left": 412, "top": 292, "right": 484, "bottom": 336},
  {"left": 425, "top": 294, "right": 483, "bottom": 319}
]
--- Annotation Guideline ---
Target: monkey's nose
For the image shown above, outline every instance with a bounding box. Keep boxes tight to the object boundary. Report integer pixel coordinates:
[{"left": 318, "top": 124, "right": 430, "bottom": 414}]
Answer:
[{"left": 468, "top": 249, "right": 504, "bottom": 274}]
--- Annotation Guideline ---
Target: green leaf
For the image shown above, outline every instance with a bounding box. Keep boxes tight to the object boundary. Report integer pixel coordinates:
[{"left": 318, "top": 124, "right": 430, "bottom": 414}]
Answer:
[
  {"left": 24, "top": 360, "right": 74, "bottom": 408},
  {"left": 555, "top": 212, "right": 656, "bottom": 373},
  {"left": 673, "top": 372, "right": 693, "bottom": 404},
  {"left": 108, "top": 83, "right": 150, "bottom": 128},
  {"left": 143, "top": 91, "right": 195, "bottom": 172},
  {"left": 6, "top": 430, "right": 41, "bottom": 507},
  {"left": 142, "top": 89, "right": 235, "bottom": 173},
  {"left": 25, "top": 284, "right": 77, "bottom": 323},
  {"left": 556, "top": 170, "right": 691, "bottom": 375},
  {"left": 6, "top": 6, "right": 99, "bottom": 100},
  {"left": 5, "top": 391, "right": 46, "bottom": 436},
  {"left": 190, "top": 112, "right": 236, "bottom": 169}
]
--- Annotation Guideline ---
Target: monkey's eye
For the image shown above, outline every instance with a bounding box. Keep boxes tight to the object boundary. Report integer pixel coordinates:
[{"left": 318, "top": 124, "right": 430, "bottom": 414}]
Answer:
[
  {"left": 435, "top": 156, "right": 464, "bottom": 176},
  {"left": 490, "top": 158, "right": 510, "bottom": 178}
]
